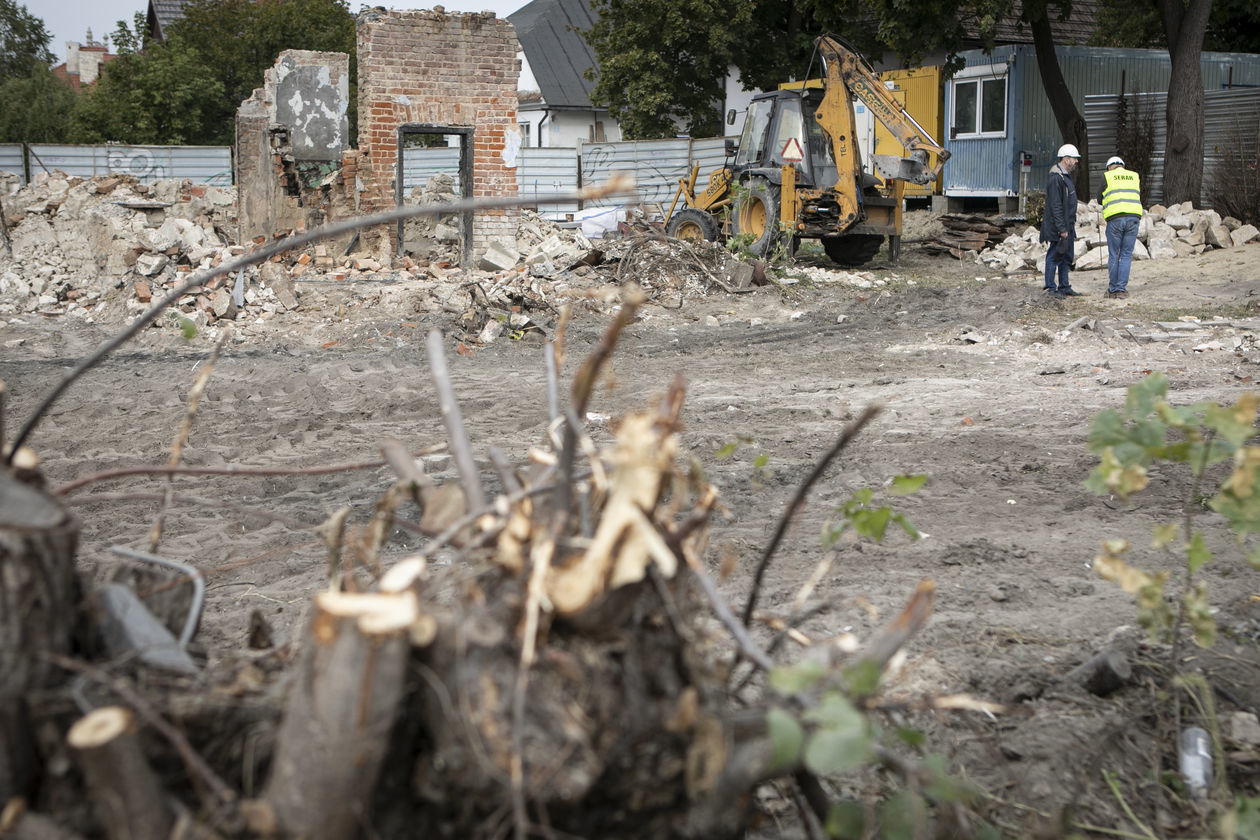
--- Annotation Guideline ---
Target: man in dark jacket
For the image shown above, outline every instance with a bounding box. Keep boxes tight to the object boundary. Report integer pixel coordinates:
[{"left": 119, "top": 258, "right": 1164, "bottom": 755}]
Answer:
[{"left": 1040, "top": 144, "right": 1082, "bottom": 297}]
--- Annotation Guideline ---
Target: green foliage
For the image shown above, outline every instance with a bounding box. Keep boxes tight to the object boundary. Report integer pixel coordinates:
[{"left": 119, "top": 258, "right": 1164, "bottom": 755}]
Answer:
[
  {"left": 1091, "top": 0, "right": 1260, "bottom": 52},
  {"left": 1086, "top": 374, "right": 1260, "bottom": 646},
  {"left": 0, "top": 0, "right": 53, "bottom": 80},
  {"left": 0, "top": 63, "right": 76, "bottom": 142},
  {"left": 77, "top": 0, "right": 355, "bottom": 146},
  {"left": 72, "top": 42, "right": 226, "bottom": 145},
  {"left": 822, "top": 477, "right": 925, "bottom": 547},
  {"left": 1223, "top": 795, "right": 1260, "bottom": 840},
  {"left": 586, "top": 0, "right": 754, "bottom": 138}
]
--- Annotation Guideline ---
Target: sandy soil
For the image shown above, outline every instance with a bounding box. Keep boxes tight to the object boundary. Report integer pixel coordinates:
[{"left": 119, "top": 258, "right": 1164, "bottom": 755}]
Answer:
[{"left": 2, "top": 233, "right": 1259, "bottom": 837}]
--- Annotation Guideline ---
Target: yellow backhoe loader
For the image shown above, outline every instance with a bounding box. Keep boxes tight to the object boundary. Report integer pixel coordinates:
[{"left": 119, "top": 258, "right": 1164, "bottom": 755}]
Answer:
[{"left": 665, "top": 34, "right": 949, "bottom": 266}]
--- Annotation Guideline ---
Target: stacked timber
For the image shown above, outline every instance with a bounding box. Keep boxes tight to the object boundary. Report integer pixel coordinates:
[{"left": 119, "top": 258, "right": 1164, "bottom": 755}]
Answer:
[{"left": 924, "top": 213, "right": 1018, "bottom": 259}]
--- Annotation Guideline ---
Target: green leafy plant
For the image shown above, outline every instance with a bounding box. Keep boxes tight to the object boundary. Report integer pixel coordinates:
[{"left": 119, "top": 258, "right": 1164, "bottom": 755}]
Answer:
[
  {"left": 757, "top": 475, "right": 993, "bottom": 838},
  {"left": 823, "top": 475, "right": 926, "bottom": 547},
  {"left": 1086, "top": 373, "right": 1260, "bottom": 648}
]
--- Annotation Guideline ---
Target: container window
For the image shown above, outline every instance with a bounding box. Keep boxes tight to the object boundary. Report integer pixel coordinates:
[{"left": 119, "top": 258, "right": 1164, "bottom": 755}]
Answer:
[{"left": 951, "top": 75, "right": 1007, "bottom": 138}]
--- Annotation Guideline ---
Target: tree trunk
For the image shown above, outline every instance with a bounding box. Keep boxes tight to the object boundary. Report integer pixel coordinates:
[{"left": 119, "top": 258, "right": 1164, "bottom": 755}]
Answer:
[
  {"left": 0, "top": 472, "right": 80, "bottom": 802},
  {"left": 1030, "top": 6, "right": 1091, "bottom": 196},
  {"left": 1161, "top": 0, "right": 1214, "bottom": 205}
]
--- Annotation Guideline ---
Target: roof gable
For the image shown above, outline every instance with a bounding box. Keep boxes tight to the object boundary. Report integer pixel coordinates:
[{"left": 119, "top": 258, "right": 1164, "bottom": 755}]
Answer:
[
  {"left": 147, "top": 0, "right": 189, "bottom": 41},
  {"left": 509, "top": 0, "right": 600, "bottom": 109}
]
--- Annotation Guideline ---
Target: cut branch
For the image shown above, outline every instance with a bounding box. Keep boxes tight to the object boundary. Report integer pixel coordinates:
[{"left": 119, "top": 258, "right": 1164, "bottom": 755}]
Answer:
[{"left": 67, "top": 706, "right": 174, "bottom": 840}]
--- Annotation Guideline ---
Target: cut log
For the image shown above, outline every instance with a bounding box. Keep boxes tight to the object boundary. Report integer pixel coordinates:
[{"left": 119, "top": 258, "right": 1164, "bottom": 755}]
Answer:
[
  {"left": 67, "top": 706, "right": 174, "bottom": 840},
  {"left": 0, "top": 472, "right": 80, "bottom": 802},
  {"left": 1067, "top": 648, "right": 1132, "bottom": 696},
  {"left": 259, "top": 590, "right": 418, "bottom": 839}
]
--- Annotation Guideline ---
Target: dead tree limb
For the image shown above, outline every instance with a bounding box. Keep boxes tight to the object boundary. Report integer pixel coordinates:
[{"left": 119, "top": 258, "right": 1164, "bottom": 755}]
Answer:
[
  {"left": 856, "top": 578, "right": 936, "bottom": 674},
  {"left": 553, "top": 293, "right": 641, "bottom": 517},
  {"left": 0, "top": 472, "right": 79, "bottom": 802},
  {"left": 149, "top": 329, "right": 229, "bottom": 554},
  {"left": 740, "top": 404, "right": 883, "bottom": 629},
  {"left": 258, "top": 590, "right": 417, "bottom": 840},
  {"left": 67, "top": 706, "right": 174, "bottom": 840},
  {"left": 48, "top": 654, "right": 236, "bottom": 812},
  {"left": 426, "top": 328, "right": 486, "bottom": 515},
  {"left": 53, "top": 445, "right": 446, "bottom": 497}
]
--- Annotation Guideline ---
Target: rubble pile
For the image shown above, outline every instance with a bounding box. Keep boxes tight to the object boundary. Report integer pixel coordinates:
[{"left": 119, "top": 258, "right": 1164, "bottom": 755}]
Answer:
[
  {"left": 401, "top": 174, "right": 461, "bottom": 264},
  {"left": 975, "top": 200, "right": 1260, "bottom": 274},
  {"left": 0, "top": 171, "right": 238, "bottom": 322}
]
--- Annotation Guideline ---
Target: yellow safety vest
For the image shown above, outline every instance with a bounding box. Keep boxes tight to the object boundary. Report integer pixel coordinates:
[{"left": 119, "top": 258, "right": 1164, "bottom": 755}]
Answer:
[{"left": 1102, "top": 168, "right": 1142, "bottom": 219}]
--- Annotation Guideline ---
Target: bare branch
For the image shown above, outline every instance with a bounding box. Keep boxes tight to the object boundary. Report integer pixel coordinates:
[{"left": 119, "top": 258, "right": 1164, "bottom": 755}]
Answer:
[{"left": 741, "top": 404, "right": 882, "bottom": 628}]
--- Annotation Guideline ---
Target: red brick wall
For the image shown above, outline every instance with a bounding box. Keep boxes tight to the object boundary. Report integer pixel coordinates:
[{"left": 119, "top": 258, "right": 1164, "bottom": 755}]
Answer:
[{"left": 357, "top": 9, "right": 519, "bottom": 259}]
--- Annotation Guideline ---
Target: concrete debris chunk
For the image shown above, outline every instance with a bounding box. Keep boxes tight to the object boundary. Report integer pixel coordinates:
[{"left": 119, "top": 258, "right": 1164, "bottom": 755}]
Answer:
[
  {"left": 135, "top": 253, "right": 169, "bottom": 276},
  {"left": 1232, "top": 224, "right": 1259, "bottom": 247},
  {"left": 478, "top": 238, "right": 520, "bottom": 272}
]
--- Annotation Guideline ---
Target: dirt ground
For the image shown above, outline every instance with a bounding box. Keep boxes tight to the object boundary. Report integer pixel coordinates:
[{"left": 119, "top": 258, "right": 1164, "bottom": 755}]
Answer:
[{"left": 3, "top": 224, "right": 1260, "bottom": 837}]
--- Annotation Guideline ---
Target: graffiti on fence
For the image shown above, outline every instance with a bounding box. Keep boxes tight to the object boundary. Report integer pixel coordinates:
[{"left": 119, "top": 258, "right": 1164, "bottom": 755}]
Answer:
[
  {"left": 106, "top": 147, "right": 168, "bottom": 180},
  {"left": 580, "top": 143, "right": 692, "bottom": 205}
]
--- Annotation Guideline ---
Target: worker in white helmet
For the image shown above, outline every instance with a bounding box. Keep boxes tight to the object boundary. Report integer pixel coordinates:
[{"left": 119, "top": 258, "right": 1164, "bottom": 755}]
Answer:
[
  {"left": 1099, "top": 155, "right": 1142, "bottom": 299},
  {"left": 1039, "top": 143, "right": 1083, "bottom": 297}
]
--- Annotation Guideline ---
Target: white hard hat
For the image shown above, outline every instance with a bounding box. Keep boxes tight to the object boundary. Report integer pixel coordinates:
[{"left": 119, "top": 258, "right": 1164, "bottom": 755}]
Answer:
[
  {"left": 1106, "top": 155, "right": 1124, "bottom": 168},
  {"left": 1056, "top": 144, "right": 1081, "bottom": 159}
]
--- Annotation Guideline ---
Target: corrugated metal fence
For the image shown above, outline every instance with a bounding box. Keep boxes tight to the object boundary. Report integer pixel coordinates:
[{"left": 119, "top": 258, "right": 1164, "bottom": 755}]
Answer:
[
  {"left": 1, "top": 138, "right": 734, "bottom": 219},
  {"left": 1084, "top": 87, "right": 1260, "bottom": 206},
  {"left": 0, "top": 143, "right": 232, "bottom": 186}
]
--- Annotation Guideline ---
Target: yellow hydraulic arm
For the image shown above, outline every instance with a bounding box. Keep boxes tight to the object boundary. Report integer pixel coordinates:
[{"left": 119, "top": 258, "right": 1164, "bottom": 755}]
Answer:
[{"left": 814, "top": 34, "right": 950, "bottom": 189}]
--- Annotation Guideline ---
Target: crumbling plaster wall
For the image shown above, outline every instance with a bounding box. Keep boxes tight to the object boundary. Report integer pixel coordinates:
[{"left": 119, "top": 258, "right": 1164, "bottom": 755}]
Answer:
[
  {"left": 356, "top": 8, "right": 519, "bottom": 260},
  {"left": 236, "top": 50, "right": 354, "bottom": 249}
]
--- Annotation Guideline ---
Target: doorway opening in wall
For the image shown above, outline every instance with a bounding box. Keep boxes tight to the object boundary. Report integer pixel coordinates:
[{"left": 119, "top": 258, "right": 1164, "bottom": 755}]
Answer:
[{"left": 396, "top": 124, "right": 474, "bottom": 267}]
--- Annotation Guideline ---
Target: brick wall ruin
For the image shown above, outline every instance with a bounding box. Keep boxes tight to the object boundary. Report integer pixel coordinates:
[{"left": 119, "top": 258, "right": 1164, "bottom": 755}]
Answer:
[
  {"left": 236, "top": 50, "right": 355, "bottom": 251},
  {"left": 356, "top": 8, "right": 520, "bottom": 261}
]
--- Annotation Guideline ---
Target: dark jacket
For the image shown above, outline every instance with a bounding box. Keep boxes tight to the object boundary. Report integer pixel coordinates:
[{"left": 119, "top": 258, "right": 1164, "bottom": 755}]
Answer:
[{"left": 1040, "top": 165, "right": 1077, "bottom": 244}]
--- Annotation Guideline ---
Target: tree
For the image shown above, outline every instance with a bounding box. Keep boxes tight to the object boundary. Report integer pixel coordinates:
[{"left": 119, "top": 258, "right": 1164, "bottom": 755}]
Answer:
[
  {"left": 1093, "top": 0, "right": 1258, "bottom": 54},
  {"left": 1160, "top": 0, "right": 1213, "bottom": 206},
  {"left": 74, "top": 0, "right": 356, "bottom": 146},
  {"left": 586, "top": 0, "right": 880, "bottom": 139},
  {"left": 0, "top": 64, "right": 76, "bottom": 142},
  {"left": 0, "top": 0, "right": 52, "bottom": 80},
  {"left": 165, "top": 0, "right": 356, "bottom": 145},
  {"left": 72, "top": 41, "right": 225, "bottom": 145},
  {"left": 586, "top": 0, "right": 755, "bottom": 139}
]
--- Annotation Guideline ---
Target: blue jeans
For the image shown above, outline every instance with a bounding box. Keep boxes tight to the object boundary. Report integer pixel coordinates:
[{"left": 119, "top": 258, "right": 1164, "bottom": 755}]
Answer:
[
  {"left": 1106, "top": 215, "right": 1139, "bottom": 293},
  {"left": 1044, "top": 236, "right": 1073, "bottom": 291}
]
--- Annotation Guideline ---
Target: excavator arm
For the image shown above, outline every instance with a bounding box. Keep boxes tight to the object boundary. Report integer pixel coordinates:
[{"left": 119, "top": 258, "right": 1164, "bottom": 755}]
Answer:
[{"left": 814, "top": 34, "right": 950, "bottom": 187}]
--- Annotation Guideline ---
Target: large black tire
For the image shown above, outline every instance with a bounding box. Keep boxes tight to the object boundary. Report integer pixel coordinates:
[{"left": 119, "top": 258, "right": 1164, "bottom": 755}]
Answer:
[
  {"left": 822, "top": 234, "right": 885, "bottom": 267},
  {"left": 666, "top": 208, "right": 719, "bottom": 243},
  {"left": 731, "top": 178, "right": 781, "bottom": 257}
]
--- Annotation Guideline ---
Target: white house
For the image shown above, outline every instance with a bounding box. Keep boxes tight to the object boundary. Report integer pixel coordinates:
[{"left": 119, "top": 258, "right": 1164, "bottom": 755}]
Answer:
[{"left": 509, "top": 0, "right": 622, "bottom": 147}]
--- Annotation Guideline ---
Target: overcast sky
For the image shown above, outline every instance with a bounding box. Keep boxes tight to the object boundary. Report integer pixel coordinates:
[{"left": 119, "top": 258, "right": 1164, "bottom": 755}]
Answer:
[{"left": 37, "top": 0, "right": 528, "bottom": 63}]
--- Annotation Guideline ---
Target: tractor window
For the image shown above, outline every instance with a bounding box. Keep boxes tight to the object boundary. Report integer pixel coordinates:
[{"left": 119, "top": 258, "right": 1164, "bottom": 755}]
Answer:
[
  {"left": 769, "top": 97, "right": 806, "bottom": 168},
  {"left": 804, "top": 103, "right": 837, "bottom": 188},
  {"left": 736, "top": 98, "right": 774, "bottom": 167}
]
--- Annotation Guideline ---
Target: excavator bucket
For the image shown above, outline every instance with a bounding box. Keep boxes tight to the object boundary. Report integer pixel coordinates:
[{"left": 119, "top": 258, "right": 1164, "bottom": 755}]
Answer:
[{"left": 871, "top": 154, "right": 930, "bottom": 185}]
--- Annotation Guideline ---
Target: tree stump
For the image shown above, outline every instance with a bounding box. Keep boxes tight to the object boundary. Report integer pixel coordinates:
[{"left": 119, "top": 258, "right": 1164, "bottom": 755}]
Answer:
[
  {"left": 0, "top": 471, "right": 80, "bottom": 802},
  {"left": 258, "top": 590, "right": 418, "bottom": 839},
  {"left": 67, "top": 706, "right": 173, "bottom": 840}
]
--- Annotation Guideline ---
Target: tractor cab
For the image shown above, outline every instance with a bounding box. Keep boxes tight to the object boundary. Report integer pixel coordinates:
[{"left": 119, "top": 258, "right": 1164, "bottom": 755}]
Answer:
[{"left": 734, "top": 89, "right": 841, "bottom": 191}]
